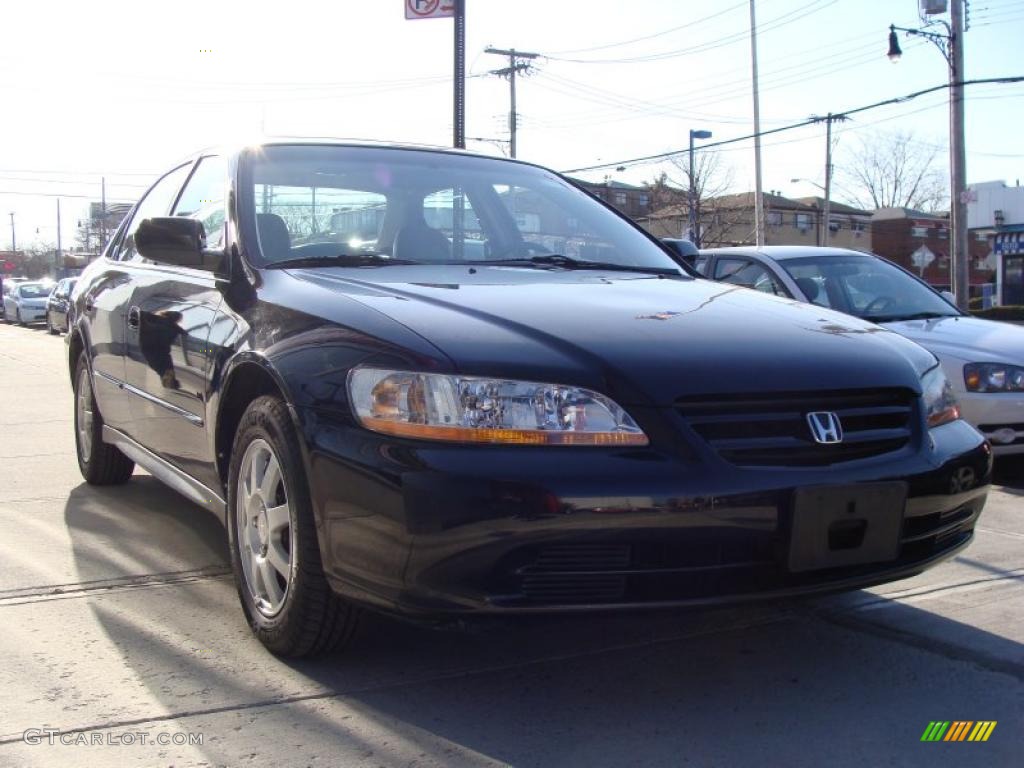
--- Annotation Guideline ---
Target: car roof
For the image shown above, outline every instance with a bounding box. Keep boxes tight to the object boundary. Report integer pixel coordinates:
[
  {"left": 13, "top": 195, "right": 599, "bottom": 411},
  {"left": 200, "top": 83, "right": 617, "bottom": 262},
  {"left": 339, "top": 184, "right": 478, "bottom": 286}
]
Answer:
[{"left": 700, "top": 246, "right": 876, "bottom": 262}]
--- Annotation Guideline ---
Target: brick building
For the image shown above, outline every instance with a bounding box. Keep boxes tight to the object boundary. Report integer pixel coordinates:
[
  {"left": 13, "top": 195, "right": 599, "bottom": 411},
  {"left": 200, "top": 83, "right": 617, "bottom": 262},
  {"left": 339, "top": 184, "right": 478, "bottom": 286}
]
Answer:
[
  {"left": 870, "top": 207, "right": 993, "bottom": 293},
  {"left": 567, "top": 178, "right": 652, "bottom": 220}
]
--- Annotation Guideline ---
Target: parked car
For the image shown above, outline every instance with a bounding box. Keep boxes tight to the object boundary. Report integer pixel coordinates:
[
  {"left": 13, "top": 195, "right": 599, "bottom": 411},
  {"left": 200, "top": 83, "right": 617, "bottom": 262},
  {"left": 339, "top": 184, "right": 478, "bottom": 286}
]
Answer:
[
  {"left": 0, "top": 276, "right": 29, "bottom": 318},
  {"left": 3, "top": 280, "right": 53, "bottom": 326},
  {"left": 67, "top": 142, "right": 991, "bottom": 657},
  {"left": 699, "top": 246, "right": 1024, "bottom": 456},
  {"left": 46, "top": 277, "right": 78, "bottom": 335}
]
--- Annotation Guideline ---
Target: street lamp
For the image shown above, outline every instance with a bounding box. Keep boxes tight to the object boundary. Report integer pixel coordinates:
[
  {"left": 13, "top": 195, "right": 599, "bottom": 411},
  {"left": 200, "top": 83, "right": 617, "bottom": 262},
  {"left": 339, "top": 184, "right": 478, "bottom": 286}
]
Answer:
[
  {"left": 688, "top": 129, "right": 713, "bottom": 246},
  {"left": 886, "top": 3, "right": 969, "bottom": 309}
]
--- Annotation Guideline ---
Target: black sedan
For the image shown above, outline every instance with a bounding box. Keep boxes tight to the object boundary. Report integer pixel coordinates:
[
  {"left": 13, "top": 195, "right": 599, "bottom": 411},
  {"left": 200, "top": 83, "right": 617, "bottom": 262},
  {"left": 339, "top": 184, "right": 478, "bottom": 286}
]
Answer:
[
  {"left": 67, "top": 142, "right": 991, "bottom": 657},
  {"left": 46, "top": 277, "right": 77, "bottom": 334}
]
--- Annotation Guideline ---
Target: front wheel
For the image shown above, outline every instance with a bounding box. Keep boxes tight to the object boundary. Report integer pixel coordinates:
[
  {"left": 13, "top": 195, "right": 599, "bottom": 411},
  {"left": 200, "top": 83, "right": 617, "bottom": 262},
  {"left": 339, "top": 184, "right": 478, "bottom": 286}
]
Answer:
[
  {"left": 47, "top": 313, "right": 57, "bottom": 335},
  {"left": 16, "top": 308, "right": 25, "bottom": 326},
  {"left": 73, "top": 353, "right": 135, "bottom": 485},
  {"left": 227, "top": 396, "right": 359, "bottom": 657}
]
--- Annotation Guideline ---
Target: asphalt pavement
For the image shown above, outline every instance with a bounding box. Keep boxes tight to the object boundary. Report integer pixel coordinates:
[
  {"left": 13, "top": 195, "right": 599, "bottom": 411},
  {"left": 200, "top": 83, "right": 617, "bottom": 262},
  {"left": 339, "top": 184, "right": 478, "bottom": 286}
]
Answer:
[{"left": 0, "top": 320, "right": 1021, "bottom": 768}]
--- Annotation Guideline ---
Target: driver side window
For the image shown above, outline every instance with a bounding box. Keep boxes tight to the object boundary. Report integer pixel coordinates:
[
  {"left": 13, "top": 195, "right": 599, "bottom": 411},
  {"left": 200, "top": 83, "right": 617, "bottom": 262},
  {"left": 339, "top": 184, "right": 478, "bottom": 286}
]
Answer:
[{"left": 117, "top": 164, "right": 193, "bottom": 263}]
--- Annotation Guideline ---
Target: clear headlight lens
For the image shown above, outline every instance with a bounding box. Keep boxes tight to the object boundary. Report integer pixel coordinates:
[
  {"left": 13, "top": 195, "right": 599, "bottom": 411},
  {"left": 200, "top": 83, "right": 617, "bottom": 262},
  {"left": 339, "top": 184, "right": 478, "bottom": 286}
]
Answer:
[
  {"left": 922, "top": 366, "right": 960, "bottom": 428},
  {"left": 964, "top": 363, "right": 1024, "bottom": 393},
  {"left": 348, "top": 368, "right": 648, "bottom": 446}
]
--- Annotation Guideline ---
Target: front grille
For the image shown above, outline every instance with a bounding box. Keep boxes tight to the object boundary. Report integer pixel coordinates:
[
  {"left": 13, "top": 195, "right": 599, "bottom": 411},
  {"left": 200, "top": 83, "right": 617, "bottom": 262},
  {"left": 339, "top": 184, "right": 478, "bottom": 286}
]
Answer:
[{"left": 677, "top": 389, "right": 916, "bottom": 467}]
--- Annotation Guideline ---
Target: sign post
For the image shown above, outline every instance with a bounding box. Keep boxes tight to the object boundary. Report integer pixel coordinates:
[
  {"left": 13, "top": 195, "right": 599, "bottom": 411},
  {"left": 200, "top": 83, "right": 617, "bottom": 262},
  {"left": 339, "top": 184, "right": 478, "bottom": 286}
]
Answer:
[{"left": 404, "top": 0, "right": 464, "bottom": 149}]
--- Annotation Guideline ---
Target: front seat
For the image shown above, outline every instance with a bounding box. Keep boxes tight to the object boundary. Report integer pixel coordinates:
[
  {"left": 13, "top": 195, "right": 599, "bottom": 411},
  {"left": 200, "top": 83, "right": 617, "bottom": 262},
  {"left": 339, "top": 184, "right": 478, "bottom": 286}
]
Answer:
[
  {"left": 257, "top": 213, "right": 291, "bottom": 263},
  {"left": 392, "top": 215, "right": 452, "bottom": 263}
]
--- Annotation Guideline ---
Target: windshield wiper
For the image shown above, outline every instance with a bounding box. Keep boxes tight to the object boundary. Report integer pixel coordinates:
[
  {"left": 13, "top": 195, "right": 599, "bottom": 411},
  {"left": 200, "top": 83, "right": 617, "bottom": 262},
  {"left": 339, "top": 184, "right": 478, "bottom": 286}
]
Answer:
[
  {"left": 470, "top": 254, "right": 681, "bottom": 276},
  {"left": 266, "top": 254, "right": 418, "bottom": 269},
  {"left": 869, "top": 311, "right": 959, "bottom": 323}
]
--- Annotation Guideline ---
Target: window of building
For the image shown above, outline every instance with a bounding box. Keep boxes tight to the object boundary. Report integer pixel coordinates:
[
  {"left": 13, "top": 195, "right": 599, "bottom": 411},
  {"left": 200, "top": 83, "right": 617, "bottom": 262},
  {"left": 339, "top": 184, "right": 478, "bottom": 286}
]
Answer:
[
  {"left": 937, "top": 227, "right": 949, "bottom": 239},
  {"left": 638, "top": 193, "right": 649, "bottom": 208},
  {"left": 614, "top": 192, "right": 627, "bottom": 206},
  {"left": 767, "top": 211, "right": 782, "bottom": 227},
  {"left": 794, "top": 213, "right": 811, "bottom": 231},
  {"left": 911, "top": 226, "right": 929, "bottom": 238}
]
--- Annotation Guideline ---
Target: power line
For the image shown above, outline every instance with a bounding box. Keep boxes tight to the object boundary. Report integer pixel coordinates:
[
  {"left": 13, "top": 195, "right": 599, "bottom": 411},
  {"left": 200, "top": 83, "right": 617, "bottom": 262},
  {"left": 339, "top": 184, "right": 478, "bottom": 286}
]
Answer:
[{"left": 560, "top": 76, "right": 1024, "bottom": 174}]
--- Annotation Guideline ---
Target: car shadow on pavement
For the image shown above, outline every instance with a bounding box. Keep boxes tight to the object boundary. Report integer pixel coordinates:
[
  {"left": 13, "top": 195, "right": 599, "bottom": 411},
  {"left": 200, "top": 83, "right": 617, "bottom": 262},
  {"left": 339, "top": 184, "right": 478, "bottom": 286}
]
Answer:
[
  {"left": 993, "top": 456, "right": 1024, "bottom": 494},
  {"left": 56, "top": 476, "right": 1024, "bottom": 767}
]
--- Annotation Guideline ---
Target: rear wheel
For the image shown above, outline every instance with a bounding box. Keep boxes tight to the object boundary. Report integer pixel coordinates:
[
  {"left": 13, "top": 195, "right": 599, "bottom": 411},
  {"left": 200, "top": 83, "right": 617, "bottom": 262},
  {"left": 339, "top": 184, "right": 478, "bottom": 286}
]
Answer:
[
  {"left": 47, "top": 313, "right": 57, "bottom": 335},
  {"left": 74, "top": 353, "right": 135, "bottom": 485},
  {"left": 227, "top": 395, "right": 359, "bottom": 657}
]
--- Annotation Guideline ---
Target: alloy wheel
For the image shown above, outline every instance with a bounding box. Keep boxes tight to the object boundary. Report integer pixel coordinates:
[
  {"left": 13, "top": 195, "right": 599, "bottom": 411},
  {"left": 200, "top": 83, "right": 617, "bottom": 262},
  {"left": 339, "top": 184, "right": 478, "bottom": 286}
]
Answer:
[
  {"left": 236, "top": 438, "right": 294, "bottom": 617},
  {"left": 76, "top": 366, "right": 94, "bottom": 463}
]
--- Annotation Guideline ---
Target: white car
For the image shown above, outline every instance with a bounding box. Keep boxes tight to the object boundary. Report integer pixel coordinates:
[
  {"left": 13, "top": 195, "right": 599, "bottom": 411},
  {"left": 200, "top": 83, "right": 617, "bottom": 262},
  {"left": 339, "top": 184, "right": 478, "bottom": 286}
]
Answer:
[
  {"left": 2, "top": 280, "right": 53, "bottom": 326},
  {"left": 698, "top": 246, "right": 1024, "bottom": 456}
]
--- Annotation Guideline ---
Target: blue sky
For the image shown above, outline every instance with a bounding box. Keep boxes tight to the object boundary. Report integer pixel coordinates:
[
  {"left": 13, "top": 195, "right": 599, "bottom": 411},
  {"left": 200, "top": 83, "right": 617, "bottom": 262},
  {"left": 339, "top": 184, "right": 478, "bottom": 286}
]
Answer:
[{"left": 1, "top": 0, "right": 1022, "bottom": 249}]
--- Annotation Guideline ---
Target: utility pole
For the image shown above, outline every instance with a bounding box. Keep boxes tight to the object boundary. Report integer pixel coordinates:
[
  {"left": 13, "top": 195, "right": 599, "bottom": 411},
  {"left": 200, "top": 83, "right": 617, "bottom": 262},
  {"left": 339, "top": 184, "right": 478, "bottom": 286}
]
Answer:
[
  {"left": 484, "top": 47, "right": 539, "bottom": 159},
  {"left": 950, "top": 0, "right": 969, "bottom": 310},
  {"left": 810, "top": 113, "right": 848, "bottom": 246},
  {"left": 100, "top": 177, "right": 107, "bottom": 250},
  {"left": 453, "top": 0, "right": 466, "bottom": 149},
  {"left": 56, "top": 199, "right": 62, "bottom": 273},
  {"left": 749, "top": 0, "right": 765, "bottom": 246},
  {"left": 8, "top": 212, "right": 15, "bottom": 252}
]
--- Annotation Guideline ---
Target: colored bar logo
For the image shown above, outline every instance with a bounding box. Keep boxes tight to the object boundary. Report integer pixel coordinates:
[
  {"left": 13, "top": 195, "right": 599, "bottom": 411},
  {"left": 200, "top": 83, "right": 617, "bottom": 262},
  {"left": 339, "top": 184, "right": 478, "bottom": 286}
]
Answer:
[{"left": 921, "top": 721, "right": 997, "bottom": 742}]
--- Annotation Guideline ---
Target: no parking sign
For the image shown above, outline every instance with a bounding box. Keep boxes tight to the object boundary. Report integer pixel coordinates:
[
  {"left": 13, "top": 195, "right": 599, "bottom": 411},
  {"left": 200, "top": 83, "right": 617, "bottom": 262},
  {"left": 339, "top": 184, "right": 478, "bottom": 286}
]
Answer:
[{"left": 405, "top": 0, "right": 455, "bottom": 19}]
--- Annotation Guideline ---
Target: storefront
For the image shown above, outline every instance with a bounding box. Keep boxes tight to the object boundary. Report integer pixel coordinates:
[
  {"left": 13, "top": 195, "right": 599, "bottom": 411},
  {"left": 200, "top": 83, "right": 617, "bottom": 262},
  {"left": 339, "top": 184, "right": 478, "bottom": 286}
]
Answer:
[{"left": 994, "top": 226, "right": 1024, "bottom": 306}]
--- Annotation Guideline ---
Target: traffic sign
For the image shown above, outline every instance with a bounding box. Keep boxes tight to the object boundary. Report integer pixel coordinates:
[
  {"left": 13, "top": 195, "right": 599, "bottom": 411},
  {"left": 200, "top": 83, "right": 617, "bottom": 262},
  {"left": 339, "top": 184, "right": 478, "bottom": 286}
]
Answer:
[{"left": 405, "top": 0, "right": 454, "bottom": 19}]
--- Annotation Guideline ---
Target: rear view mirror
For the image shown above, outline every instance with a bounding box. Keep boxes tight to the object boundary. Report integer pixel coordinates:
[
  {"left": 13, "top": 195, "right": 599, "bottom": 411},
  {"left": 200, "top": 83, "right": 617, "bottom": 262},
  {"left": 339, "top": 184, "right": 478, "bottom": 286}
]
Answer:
[{"left": 136, "top": 217, "right": 213, "bottom": 269}]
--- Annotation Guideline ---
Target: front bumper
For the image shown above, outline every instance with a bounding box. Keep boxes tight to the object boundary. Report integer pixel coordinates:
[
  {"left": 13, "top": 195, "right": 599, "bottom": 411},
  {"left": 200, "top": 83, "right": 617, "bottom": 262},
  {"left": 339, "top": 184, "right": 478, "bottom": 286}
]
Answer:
[
  {"left": 958, "top": 390, "right": 1024, "bottom": 455},
  {"left": 16, "top": 306, "right": 47, "bottom": 323},
  {"left": 299, "top": 408, "right": 992, "bottom": 617}
]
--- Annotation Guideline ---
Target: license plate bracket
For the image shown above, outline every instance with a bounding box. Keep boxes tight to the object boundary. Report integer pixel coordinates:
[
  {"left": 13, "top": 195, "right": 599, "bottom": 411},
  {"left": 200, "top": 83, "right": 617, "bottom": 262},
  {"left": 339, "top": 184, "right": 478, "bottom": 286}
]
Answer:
[{"left": 788, "top": 482, "right": 907, "bottom": 573}]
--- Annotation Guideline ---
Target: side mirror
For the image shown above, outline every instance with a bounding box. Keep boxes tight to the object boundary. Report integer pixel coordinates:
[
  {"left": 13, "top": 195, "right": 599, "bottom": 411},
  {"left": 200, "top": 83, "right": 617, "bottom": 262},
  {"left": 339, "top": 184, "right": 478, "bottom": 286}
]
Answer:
[{"left": 136, "top": 217, "right": 212, "bottom": 269}]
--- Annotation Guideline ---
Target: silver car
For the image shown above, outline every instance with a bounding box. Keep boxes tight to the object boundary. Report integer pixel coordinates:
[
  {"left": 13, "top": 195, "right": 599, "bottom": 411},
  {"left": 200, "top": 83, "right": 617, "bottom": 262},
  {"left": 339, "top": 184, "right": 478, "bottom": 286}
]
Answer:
[
  {"left": 3, "top": 280, "right": 53, "bottom": 326},
  {"left": 698, "top": 246, "right": 1024, "bottom": 456}
]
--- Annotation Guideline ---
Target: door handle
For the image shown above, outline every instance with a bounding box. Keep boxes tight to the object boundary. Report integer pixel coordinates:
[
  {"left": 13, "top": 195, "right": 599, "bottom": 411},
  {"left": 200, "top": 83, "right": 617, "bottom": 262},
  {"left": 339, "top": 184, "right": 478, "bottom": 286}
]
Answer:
[{"left": 127, "top": 306, "right": 141, "bottom": 329}]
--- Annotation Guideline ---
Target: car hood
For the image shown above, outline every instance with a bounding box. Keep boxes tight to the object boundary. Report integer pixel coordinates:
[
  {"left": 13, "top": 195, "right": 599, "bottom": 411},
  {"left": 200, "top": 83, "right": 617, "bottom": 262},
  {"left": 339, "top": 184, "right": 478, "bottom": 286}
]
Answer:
[
  {"left": 288, "top": 267, "right": 936, "bottom": 406},
  {"left": 881, "top": 315, "right": 1024, "bottom": 364}
]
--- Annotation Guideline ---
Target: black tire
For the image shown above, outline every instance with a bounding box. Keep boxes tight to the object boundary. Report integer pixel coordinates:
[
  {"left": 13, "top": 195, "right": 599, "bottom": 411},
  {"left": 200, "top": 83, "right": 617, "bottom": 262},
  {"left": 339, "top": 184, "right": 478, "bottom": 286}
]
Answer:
[
  {"left": 47, "top": 313, "right": 58, "bottom": 335},
  {"left": 73, "top": 352, "right": 135, "bottom": 485},
  {"left": 227, "top": 395, "right": 359, "bottom": 657},
  {"left": 16, "top": 308, "right": 25, "bottom": 326}
]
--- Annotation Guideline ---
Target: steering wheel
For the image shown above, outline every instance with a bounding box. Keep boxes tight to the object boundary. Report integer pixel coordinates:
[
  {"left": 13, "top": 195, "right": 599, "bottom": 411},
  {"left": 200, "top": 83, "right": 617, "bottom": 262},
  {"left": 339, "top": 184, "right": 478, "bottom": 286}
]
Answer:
[{"left": 864, "top": 295, "right": 898, "bottom": 314}]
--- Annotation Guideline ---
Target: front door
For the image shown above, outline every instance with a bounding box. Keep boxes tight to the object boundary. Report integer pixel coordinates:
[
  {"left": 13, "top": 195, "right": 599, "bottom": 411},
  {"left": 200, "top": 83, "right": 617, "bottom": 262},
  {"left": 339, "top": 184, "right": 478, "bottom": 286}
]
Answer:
[{"left": 122, "top": 156, "right": 228, "bottom": 490}]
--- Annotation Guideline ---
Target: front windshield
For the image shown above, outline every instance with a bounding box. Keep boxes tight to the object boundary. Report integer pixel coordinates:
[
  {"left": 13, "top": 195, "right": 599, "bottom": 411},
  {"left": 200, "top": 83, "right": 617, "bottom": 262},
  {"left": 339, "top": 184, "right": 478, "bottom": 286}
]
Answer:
[
  {"left": 244, "top": 145, "right": 681, "bottom": 272},
  {"left": 18, "top": 284, "right": 51, "bottom": 298},
  {"left": 779, "top": 254, "right": 960, "bottom": 322}
]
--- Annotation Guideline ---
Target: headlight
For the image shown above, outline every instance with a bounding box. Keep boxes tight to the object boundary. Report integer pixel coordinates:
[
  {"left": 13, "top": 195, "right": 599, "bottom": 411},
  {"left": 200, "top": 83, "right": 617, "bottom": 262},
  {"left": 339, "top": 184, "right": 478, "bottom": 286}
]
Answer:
[
  {"left": 964, "top": 363, "right": 1024, "bottom": 393},
  {"left": 921, "top": 366, "right": 960, "bottom": 428},
  {"left": 348, "top": 368, "right": 648, "bottom": 446}
]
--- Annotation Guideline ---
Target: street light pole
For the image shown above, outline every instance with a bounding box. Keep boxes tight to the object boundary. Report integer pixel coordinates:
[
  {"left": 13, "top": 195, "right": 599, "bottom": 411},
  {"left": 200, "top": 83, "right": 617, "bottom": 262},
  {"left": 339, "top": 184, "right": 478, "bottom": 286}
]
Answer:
[
  {"left": 687, "top": 129, "right": 712, "bottom": 246},
  {"left": 8, "top": 212, "right": 14, "bottom": 252},
  {"left": 887, "top": 2, "right": 970, "bottom": 309},
  {"left": 749, "top": 0, "right": 765, "bottom": 247},
  {"left": 950, "top": 0, "right": 969, "bottom": 310}
]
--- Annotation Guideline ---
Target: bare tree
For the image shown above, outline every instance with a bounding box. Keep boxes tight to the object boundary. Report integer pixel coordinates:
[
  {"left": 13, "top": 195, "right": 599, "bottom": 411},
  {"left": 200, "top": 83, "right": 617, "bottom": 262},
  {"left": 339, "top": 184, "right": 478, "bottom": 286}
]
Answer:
[
  {"left": 839, "top": 130, "right": 948, "bottom": 212},
  {"left": 642, "top": 152, "right": 739, "bottom": 245}
]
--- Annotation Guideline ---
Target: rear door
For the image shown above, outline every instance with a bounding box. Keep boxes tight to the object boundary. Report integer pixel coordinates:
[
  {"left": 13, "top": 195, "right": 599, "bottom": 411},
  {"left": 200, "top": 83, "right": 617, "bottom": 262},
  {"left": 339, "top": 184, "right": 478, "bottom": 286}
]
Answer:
[{"left": 121, "top": 156, "right": 227, "bottom": 486}]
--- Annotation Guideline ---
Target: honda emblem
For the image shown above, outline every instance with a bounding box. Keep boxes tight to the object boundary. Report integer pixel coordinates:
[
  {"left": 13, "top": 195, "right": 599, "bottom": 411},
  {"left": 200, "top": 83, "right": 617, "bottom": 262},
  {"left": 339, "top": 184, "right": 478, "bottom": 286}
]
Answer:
[{"left": 806, "top": 411, "right": 843, "bottom": 444}]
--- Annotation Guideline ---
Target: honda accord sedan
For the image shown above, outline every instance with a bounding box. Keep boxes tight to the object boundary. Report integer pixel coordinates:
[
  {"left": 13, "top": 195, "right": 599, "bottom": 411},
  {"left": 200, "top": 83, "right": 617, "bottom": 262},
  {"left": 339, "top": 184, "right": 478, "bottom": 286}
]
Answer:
[{"left": 67, "top": 142, "right": 991, "bottom": 657}]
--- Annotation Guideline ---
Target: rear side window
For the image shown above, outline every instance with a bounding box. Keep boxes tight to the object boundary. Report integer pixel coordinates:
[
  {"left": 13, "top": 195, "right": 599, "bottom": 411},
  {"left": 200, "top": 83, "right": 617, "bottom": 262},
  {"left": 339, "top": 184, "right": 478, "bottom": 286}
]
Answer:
[
  {"left": 117, "top": 164, "right": 193, "bottom": 262},
  {"left": 714, "top": 258, "right": 784, "bottom": 295}
]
